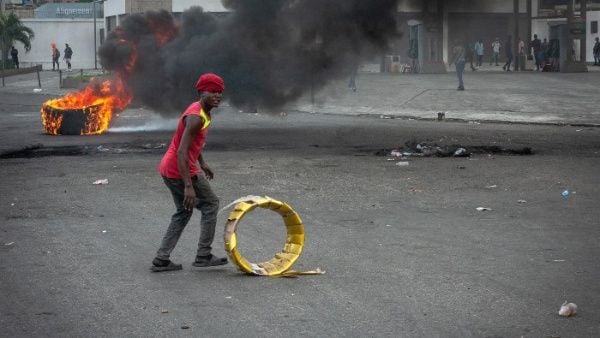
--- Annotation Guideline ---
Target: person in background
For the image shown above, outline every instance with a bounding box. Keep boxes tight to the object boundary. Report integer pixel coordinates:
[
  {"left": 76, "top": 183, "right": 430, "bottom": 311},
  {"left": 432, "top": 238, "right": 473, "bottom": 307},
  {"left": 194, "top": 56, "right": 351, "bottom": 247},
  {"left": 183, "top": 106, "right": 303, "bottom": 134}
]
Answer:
[
  {"left": 451, "top": 39, "right": 466, "bottom": 91},
  {"left": 531, "top": 34, "right": 542, "bottom": 71},
  {"left": 51, "top": 44, "right": 60, "bottom": 71},
  {"left": 474, "top": 39, "right": 484, "bottom": 67},
  {"left": 491, "top": 37, "right": 501, "bottom": 66},
  {"left": 10, "top": 46, "right": 19, "bottom": 69},
  {"left": 64, "top": 43, "right": 73, "bottom": 71},
  {"left": 503, "top": 35, "right": 513, "bottom": 72}
]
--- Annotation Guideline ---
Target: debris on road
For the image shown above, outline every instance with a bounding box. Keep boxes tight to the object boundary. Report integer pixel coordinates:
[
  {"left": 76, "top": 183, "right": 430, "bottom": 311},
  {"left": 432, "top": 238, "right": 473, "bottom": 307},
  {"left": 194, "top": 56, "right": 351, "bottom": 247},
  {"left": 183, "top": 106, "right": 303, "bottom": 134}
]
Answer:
[
  {"left": 517, "top": 200, "right": 527, "bottom": 204},
  {"left": 453, "top": 148, "right": 468, "bottom": 157},
  {"left": 476, "top": 207, "right": 492, "bottom": 211},
  {"left": 161, "top": 310, "right": 168, "bottom": 314},
  {"left": 562, "top": 190, "right": 569, "bottom": 198},
  {"left": 485, "top": 185, "right": 497, "bottom": 189},
  {"left": 181, "top": 326, "right": 190, "bottom": 329},
  {"left": 378, "top": 141, "right": 533, "bottom": 159},
  {"left": 93, "top": 179, "right": 109, "bottom": 185},
  {"left": 395, "top": 161, "right": 409, "bottom": 167},
  {"left": 33, "top": 88, "right": 42, "bottom": 93},
  {"left": 5, "top": 242, "right": 14, "bottom": 246},
  {"left": 558, "top": 302, "right": 577, "bottom": 317}
]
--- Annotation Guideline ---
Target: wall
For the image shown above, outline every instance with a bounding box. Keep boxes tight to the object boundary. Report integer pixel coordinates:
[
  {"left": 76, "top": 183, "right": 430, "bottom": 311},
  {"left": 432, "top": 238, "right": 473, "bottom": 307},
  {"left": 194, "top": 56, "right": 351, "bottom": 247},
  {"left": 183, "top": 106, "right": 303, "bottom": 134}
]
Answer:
[
  {"left": 17, "top": 18, "right": 103, "bottom": 70},
  {"left": 104, "top": 0, "right": 126, "bottom": 18}
]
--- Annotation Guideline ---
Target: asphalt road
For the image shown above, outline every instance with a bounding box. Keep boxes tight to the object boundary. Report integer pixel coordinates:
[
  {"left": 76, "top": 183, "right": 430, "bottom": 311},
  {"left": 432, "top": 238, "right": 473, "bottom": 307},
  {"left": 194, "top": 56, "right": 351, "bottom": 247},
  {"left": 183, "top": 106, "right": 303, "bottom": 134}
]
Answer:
[{"left": 1, "top": 92, "right": 600, "bottom": 337}]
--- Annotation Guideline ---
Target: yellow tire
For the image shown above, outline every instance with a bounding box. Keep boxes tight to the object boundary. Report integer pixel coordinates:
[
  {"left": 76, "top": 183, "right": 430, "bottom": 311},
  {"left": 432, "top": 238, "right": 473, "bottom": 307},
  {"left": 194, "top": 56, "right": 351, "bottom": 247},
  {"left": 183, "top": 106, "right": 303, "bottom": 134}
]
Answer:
[{"left": 223, "top": 197, "right": 305, "bottom": 276}]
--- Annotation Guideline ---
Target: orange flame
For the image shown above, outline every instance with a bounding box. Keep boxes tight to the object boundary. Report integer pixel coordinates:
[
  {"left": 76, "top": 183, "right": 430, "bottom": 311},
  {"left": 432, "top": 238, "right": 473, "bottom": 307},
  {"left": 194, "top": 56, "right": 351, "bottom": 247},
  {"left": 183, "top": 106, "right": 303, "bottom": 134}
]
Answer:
[{"left": 41, "top": 75, "right": 132, "bottom": 135}]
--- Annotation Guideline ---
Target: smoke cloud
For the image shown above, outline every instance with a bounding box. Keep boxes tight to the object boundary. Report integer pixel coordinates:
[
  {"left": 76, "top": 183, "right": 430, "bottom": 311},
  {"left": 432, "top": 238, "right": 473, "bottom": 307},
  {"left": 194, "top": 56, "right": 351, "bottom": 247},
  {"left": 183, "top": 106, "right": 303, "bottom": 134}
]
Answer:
[{"left": 100, "top": 0, "right": 401, "bottom": 115}]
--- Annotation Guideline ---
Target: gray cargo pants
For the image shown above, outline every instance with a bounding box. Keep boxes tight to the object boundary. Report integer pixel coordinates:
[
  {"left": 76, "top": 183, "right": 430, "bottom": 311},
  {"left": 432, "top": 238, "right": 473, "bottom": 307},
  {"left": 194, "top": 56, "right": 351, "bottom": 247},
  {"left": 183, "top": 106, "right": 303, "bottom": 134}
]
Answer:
[{"left": 156, "top": 176, "right": 220, "bottom": 260}]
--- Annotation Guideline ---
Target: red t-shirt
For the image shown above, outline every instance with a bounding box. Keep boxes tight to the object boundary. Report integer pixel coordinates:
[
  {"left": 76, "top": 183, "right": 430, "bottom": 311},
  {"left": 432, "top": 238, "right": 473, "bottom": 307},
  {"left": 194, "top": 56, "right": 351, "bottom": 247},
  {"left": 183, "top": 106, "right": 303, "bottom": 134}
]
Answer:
[{"left": 158, "top": 101, "right": 211, "bottom": 179}]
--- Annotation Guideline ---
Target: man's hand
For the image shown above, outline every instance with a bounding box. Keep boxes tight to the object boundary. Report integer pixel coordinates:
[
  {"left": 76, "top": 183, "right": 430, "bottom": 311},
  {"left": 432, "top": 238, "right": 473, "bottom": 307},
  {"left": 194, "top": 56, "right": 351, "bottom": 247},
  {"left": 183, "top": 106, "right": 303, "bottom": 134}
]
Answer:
[
  {"left": 183, "top": 185, "right": 196, "bottom": 211},
  {"left": 200, "top": 163, "right": 214, "bottom": 180}
]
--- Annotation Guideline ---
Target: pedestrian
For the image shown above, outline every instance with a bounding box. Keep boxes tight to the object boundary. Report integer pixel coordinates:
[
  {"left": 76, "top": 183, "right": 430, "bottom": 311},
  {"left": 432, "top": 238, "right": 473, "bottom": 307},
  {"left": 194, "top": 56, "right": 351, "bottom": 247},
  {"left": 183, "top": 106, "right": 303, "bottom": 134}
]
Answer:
[
  {"left": 466, "top": 42, "right": 477, "bottom": 71},
  {"left": 348, "top": 59, "right": 358, "bottom": 92},
  {"left": 491, "top": 37, "right": 501, "bottom": 66},
  {"left": 474, "top": 39, "right": 484, "bottom": 67},
  {"left": 51, "top": 44, "right": 60, "bottom": 71},
  {"left": 517, "top": 37, "right": 525, "bottom": 71},
  {"left": 531, "top": 34, "right": 542, "bottom": 71},
  {"left": 593, "top": 37, "right": 600, "bottom": 66},
  {"left": 451, "top": 40, "right": 466, "bottom": 91},
  {"left": 503, "top": 35, "right": 513, "bottom": 71},
  {"left": 10, "top": 46, "right": 19, "bottom": 69},
  {"left": 64, "top": 43, "right": 73, "bottom": 71},
  {"left": 151, "top": 73, "right": 228, "bottom": 272},
  {"left": 542, "top": 38, "right": 549, "bottom": 62}
]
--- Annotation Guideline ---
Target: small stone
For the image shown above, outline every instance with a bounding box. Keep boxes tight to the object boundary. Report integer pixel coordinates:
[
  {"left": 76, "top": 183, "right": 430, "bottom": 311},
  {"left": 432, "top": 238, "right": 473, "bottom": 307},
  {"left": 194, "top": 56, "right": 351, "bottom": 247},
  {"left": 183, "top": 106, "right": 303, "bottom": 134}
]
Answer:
[{"left": 181, "top": 325, "right": 190, "bottom": 329}]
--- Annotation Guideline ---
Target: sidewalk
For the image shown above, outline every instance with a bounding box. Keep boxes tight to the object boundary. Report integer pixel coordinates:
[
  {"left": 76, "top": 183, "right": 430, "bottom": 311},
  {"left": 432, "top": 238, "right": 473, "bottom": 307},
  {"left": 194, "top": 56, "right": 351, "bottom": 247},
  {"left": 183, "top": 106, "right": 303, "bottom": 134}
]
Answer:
[{"left": 2, "top": 69, "right": 600, "bottom": 126}]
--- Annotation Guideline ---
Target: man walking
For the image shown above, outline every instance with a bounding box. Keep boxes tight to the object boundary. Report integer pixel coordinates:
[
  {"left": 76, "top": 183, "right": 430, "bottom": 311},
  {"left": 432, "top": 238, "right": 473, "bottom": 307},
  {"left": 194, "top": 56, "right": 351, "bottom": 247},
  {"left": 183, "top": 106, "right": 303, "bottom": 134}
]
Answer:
[
  {"left": 151, "top": 73, "right": 228, "bottom": 272},
  {"left": 10, "top": 46, "right": 19, "bottom": 69},
  {"left": 474, "top": 39, "right": 484, "bottom": 67},
  {"left": 51, "top": 44, "right": 60, "bottom": 71},
  {"left": 503, "top": 36, "right": 513, "bottom": 71},
  {"left": 64, "top": 43, "right": 73, "bottom": 71},
  {"left": 451, "top": 40, "right": 466, "bottom": 91},
  {"left": 491, "top": 38, "right": 501, "bottom": 66},
  {"left": 531, "top": 34, "right": 542, "bottom": 71}
]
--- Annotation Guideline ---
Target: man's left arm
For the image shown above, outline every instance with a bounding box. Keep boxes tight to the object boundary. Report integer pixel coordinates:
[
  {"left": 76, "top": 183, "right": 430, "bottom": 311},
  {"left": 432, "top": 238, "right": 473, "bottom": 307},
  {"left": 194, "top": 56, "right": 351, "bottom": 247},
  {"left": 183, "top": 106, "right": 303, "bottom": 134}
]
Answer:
[{"left": 198, "top": 153, "right": 214, "bottom": 180}]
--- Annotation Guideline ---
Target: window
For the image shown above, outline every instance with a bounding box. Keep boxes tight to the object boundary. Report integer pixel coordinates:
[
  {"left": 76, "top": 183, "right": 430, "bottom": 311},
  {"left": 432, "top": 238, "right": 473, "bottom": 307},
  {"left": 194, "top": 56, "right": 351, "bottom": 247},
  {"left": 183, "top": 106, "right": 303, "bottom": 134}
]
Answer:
[{"left": 592, "top": 21, "right": 598, "bottom": 34}]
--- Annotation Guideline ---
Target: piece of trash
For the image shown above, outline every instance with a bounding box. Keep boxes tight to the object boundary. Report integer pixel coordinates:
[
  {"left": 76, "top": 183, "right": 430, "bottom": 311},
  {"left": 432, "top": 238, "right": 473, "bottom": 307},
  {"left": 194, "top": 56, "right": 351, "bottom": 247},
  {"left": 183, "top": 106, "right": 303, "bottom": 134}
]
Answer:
[
  {"left": 385, "top": 224, "right": 391, "bottom": 227},
  {"left": 102, "top": 230, "right": 107, "bottom": 233},
  {"left": 395, "top": 161, "right": 409, "bottom": 167},
  {"left": 437, "top": 112, "right": 446, "bottom": 121},
  {"left": 93, "top": 179, "right": 109, "bottom": 185},
  {"left": 225, "top": 296, "right": 232, "bottom": 299},
  {"left": 468, "top": 121, "right": 481, "bottom": 125},
  {"left": 558, "top": 302, "right": 577, "bottom": 317},
  {"left": 33, "top": 88, "right": 42, "bottom": 93},
  {"left": 517, "top": 200, "right": 527, "bottom": 204},
  {"left": 97, "top": 145, "right": 110, "bottom": 152},
  {"left": 181, "top": 326, "right": 190, "bottom": 330},
  {"left": 453, "top": 148, "right": 468, "bottom": 157},
  {"left": 161, "top": 310, "right": 168, "bottom": 314},
  {"left": 552, "top": 259, "right": 566, "bottom": 262},
  {"left": 575, "top": 129, "right": 582, "bottom": 132},
  {"left": 390, "top": 150, "right": 403, "bottom": 157},
  {"left": 5, "top": 242, "right": 14, "bottom": 246},
  {"left": 10, "top": 203, "right": 15, "bottom": 206},
  {"left": 476, "top": 207, "right": 492, "bottom": 211},
  {"left": 561, "top": 190, "right": 569, "bottom": 198},
  {"left": 485, "top": 185, "right": 497, "bottom": 189}
]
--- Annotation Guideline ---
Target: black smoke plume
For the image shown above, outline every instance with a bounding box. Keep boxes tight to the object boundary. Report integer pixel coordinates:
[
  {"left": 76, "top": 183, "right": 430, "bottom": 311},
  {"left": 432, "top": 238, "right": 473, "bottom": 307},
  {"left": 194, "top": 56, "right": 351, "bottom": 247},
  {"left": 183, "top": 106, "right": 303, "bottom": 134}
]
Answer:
[{"left": 100, "top": 0, "right": 401, "bottom": 115}]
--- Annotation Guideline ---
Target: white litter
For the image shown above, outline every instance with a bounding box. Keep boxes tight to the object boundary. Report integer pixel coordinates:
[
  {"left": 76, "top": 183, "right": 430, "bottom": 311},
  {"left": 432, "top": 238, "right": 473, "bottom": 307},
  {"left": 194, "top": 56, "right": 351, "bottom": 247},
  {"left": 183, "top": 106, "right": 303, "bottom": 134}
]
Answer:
[
  {"left": 485, "top": 185, "right": 497, "bottom": 189},
  {"left": 5, "top": 242, "right": 14, "bottom": 246},
  {"left": 33, "top": 88, "right": 42, "bottom": 93},
  {"left": 395, "top": 161, "right": 409, "bottom": 167},
  {"left": 517, "top": 200, "right": 527, "bottom": 204},
  {"left": 93, "top": 179, "right": 109, "bottom": 185},
  {"left": 102, "top": 230, "right": 107, "bottom": 233},
  {"left": 558, "top": 302, "right": 577, "bottom": 317},
  {"left": 476, "top": 207, "right": 492, "bottom": 211}
]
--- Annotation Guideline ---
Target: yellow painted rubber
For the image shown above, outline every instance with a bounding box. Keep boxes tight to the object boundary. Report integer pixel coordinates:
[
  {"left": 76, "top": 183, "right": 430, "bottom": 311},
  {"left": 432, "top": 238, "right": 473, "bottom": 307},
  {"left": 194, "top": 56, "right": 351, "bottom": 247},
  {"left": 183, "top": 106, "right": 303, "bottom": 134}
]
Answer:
[{"left": 223, "top": 197, "right": 305, "bottom": 276}]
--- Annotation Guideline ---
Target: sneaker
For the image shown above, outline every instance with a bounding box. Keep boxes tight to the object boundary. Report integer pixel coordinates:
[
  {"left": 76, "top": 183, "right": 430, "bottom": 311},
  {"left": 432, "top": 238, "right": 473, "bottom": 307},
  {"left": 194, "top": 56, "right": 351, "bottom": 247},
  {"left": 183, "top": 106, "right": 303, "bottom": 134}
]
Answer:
[
  {"left": 192, "top": 254, "right": 228, "bottom": 267},
  {"left": 151, "top": 258, "right": 182, "bottom": 272}
]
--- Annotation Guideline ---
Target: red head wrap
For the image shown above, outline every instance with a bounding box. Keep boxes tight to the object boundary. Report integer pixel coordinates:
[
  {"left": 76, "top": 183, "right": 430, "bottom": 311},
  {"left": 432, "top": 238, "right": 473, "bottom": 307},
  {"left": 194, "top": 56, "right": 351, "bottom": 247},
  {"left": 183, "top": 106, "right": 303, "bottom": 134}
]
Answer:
[{"left": 195, "top": 73, "right": 225, "bottom": 92}]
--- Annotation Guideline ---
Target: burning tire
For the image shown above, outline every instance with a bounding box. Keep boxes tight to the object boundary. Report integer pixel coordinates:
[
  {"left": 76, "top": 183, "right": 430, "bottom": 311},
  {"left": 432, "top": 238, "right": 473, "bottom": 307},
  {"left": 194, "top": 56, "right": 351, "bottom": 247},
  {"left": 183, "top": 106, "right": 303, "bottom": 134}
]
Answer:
[{"left": 41, "top": 104, "right": 105, "bottom": 135}]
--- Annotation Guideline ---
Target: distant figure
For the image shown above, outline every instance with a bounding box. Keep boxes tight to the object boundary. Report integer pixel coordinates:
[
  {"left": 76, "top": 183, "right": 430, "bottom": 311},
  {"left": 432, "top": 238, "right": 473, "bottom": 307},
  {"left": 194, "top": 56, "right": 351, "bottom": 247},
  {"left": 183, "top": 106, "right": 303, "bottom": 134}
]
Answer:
[
  {"left": 51, "top": 44, "right": 60, "bottom": 71},
  {"left": 517, "top": 37, "right": 525, "bottom": 71},
  {"left": 451, "top": 40, "right": 466, "bottom": 91},
  {"left": 593, "top": 37, "right": 600, "bottom": 66},
  {"left": 10, "top": 46, "right": 19, "bottom": 69},
  {"left": 348, "top": 59, "right": 358, "bottom": 92},
  {"left": 474, "top": 39, "right": 484, "bottom": 67},
  {"left": 466, "top": 43, "right": 477, "bottom": 71},
  {"left": 542, "top": 38, "right": 549, "bottom": 62},
  {"left": 491, "top": 38, "right": 501, "bottom": 66},
  {"left": 531, "top": 34, "right": 542, "bottom": 71},
  {"left": 503, "top": 36, "right": 513, "bottom": 72},
  {"left": 64, "top": 43, "right": 73, "bottom": 71}
]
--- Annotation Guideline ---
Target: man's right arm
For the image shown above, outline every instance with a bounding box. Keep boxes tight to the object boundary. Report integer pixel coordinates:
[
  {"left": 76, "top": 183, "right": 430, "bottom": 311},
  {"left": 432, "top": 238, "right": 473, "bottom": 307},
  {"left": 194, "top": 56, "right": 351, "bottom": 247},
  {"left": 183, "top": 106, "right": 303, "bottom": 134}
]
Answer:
[{"left": 177, "top": 115, "right": 204, "bottom": 210}]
